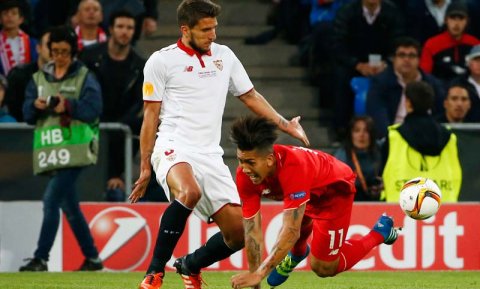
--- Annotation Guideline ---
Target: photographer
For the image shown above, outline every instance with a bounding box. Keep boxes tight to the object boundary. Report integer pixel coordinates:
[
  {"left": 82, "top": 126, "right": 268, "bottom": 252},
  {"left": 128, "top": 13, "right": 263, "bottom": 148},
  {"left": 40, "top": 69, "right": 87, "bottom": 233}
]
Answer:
[{"left": 20, "top": 25, "right": 103, "bottom": 272}]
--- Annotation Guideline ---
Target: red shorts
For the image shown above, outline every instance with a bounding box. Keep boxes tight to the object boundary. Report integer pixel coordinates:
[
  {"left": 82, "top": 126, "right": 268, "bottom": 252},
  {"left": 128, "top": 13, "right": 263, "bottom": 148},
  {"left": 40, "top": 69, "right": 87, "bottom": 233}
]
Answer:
[{"left": 308, "top": 191, "right": 354, "bottom": 262}]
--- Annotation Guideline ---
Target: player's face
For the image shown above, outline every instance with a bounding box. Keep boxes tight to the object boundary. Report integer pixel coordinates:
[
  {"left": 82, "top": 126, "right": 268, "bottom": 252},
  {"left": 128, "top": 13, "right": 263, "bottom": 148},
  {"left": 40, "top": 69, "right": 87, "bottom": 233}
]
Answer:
[
  {"left": 444, "top": 87, "right": 470, "bottom": 121},
  {"left": 110, "top": 17, "right": 135, "bottom": 47},
  {"left": 184, "top": 17, "right": 217, "bottom": 54},
  {"left": 351, "top": 120, "right": 370, "bottom": 150},
  {"left": 237, "top": 148, "right": 275, "bottom": 185}
]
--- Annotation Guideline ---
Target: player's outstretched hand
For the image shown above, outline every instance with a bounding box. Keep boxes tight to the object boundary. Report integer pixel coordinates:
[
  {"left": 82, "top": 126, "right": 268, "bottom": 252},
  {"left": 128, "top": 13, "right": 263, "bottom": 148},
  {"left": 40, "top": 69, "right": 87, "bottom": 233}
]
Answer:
[
  {"left": 286, "top": 116, "right": 310, "bottom": 147},
  {"left": 128, "top": 170, "right": 151, "bottom": 203},
  {"left": 231, "top": 272, "right": 262, "bottom": 289}
]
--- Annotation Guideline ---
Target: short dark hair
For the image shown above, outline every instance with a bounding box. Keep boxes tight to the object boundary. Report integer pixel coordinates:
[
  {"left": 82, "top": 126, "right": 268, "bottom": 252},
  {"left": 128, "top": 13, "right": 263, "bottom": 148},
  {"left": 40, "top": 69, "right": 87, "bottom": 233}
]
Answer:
[
  {"left": 446, "top": 83, "right": 469, "bottom": 98},
  {"left": 177, "top": 0, "right": 221, "bottom": 28},
  {"left": 48, "top": 25, "right": 78, "bottom": 58},
  {"left": 109, "top": 9, "right": 135, "bottom": 27},
  {"left": 0, "top": 0, "right": 24, "bottom": 17},
  {"left": 392, "top": 37, "right": 421, "bottom": 57},
  {"left": 405, "top": 81, "right": 434, "bottom": 113},
  {"left": 230, "top": 116, "right": 278, "bottom": 153}
]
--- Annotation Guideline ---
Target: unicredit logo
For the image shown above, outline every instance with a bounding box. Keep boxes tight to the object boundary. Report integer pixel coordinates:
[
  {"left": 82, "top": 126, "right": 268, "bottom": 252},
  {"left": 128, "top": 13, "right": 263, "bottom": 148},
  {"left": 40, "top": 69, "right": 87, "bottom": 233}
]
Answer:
[{"left": 89, "top": 207, "right": 152, "bottom": 271}]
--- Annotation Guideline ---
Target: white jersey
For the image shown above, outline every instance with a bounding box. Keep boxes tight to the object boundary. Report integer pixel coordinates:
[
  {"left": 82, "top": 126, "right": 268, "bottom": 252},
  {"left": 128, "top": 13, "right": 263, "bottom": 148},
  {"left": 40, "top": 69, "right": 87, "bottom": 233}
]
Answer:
[{"left": 143, "top": 40, "right": 254, "bottom": 154}]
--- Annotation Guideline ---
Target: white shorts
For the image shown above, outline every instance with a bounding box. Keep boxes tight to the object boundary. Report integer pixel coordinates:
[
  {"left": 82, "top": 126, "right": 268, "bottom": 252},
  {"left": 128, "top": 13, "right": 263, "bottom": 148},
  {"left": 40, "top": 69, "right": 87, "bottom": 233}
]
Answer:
[{"left": 151, "top": 147, "right": 240, "bottom": 222}]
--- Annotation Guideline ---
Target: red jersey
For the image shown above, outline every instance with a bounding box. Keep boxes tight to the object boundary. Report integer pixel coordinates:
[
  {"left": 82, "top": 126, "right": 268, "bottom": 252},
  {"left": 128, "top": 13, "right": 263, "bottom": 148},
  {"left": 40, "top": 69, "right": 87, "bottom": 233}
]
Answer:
[{"left": 236, "top": 145, "right": 356, "bottom": 219}]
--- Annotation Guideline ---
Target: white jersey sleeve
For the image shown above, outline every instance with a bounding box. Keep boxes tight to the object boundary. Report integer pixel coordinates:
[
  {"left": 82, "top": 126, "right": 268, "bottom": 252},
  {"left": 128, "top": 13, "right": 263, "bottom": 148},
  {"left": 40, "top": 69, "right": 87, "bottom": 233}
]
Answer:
[
  {"left": 143, "top": 51, "right": 166, "bottom": 102},
  {"left": 228, "top": 50, "right": 254, "bottom": 97}
]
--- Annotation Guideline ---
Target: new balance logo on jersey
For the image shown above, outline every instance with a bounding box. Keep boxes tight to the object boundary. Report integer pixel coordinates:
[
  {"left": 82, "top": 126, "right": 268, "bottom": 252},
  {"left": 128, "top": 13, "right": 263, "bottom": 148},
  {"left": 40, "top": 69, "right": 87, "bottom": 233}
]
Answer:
[
  {"left": 261, "top": 189, "right": 271, "bottom": 195},
  {"left": 328, "top": 249, "right": 339, "bottom": 256},
  {"left": 184, "top": 66, "right": 193, "bottom": 72}
]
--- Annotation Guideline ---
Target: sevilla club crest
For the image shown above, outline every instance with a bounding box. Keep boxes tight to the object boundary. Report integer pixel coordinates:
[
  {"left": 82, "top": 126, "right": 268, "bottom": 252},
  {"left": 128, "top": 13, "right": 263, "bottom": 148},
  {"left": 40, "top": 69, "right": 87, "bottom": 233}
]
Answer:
[{"left": 213, "top": 59, "right": 223, "bottom": 71}]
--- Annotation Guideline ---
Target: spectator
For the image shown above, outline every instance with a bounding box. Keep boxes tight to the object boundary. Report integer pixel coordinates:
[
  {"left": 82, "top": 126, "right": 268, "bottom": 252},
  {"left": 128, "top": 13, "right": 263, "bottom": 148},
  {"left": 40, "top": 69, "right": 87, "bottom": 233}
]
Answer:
[
  {"left": 19, "top": 25, "right": 103, "bottom": 272},
  {"left": 29, "top": 0, "right": 79, "bottom": 38},
  {"left": 449, "top": 44, "right": 480, "bottom": 122},
  {"left": 367, "top": 37, "right": 445, "bottom": 138},
  {"left": 99, "top": 0, "right": 158, "bottom": 43},
  {"left": 79, "top": 10, "right": 145, "bottom": 201},
  {"left": 73, "top": 0, "right": 106, "bottom": 51},
  {"left": 0, "top": 74, "right": 16, "bottom": 122},
  {"left": 332, "top": 0, "right": 405, "bottom": 139},
  {"left": 334, "top": 116, "right": 383, "bottom": 201},
  {"left": 437, "top": 84, "right": 471, "bottom": 123},
  {"left": 0, "top": 0, "right": 37, "bottom": 76},
  {"left": 381, "top": 81, "right": 462, "bottom": 202},
  {"left": 406, "top": 0, "right": 451, "bottom": 45},
  {"left": 4, "top": 28, "right": 50, "bottom": 121},
  {"left": 419, "top": 2, "right": 480, "bottom": 83}
]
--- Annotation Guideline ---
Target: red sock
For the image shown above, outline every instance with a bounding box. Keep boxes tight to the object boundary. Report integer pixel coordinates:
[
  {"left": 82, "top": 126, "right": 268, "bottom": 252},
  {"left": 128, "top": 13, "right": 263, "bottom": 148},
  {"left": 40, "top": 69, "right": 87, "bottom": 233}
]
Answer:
[
  {"left": 335, "top": 231, "right": 383, "bottom": 274},
  {"left": 291, "top": 221, "right": 313, "bottom": 256}
]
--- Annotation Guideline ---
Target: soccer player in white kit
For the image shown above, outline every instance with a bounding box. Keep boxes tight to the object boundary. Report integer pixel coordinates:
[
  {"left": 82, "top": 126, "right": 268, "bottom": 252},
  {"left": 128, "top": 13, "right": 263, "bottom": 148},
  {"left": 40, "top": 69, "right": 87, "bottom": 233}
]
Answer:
[{"left": 128, "top": 1, "right": 310, "bottom": 289}]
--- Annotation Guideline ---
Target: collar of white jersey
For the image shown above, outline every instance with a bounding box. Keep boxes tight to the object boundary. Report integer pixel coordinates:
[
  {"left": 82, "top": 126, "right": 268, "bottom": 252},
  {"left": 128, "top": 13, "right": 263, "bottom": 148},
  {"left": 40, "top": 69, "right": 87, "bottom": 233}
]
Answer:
[{"left": 177, "top": 39, "right": 212, "bottom": 57}]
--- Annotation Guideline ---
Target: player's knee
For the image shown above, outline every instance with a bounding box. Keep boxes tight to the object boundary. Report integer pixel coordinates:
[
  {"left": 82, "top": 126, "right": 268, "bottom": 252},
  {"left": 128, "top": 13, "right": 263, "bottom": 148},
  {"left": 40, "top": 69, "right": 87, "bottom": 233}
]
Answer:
[
  {"left": 176, "top": 188, "right": 202, "bottom": 207},
  {"left": 222, "top": 225, "right": 245, "bottom": 251},
  {"left": 311, "top": 262, "right": 337, "bottom": 277}
]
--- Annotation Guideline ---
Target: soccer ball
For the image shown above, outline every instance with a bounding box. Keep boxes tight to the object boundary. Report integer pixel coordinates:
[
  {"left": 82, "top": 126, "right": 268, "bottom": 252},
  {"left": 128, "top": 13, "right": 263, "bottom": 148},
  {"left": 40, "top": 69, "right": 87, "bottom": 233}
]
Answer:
[{"left": 399, "top": 177, "right": 442, "bottom": 220}]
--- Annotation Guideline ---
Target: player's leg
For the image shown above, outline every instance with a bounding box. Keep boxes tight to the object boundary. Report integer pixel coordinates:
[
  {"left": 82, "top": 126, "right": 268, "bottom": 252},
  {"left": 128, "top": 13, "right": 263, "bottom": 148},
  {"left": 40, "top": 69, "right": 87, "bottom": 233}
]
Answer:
[
  {"left": 172, "top": 154, "right": 243, "bottom": 289},
  {"left": 177, "top": 203, "right": 244, "bottom": 275},
  {"left": 140, "top": 158, "right": 202, "bottom": 289},
  {"left": 147, "top": 163, "right": 201, "bottom": 274},
  {"left": 309, "top": 194, "right": 398, "bottom": 277},
  {"left": 330, "top": 213, "right": 398, "bottom": 275},
  {"left": 267, "top": 216, "right": 313, "bottom": 287}
]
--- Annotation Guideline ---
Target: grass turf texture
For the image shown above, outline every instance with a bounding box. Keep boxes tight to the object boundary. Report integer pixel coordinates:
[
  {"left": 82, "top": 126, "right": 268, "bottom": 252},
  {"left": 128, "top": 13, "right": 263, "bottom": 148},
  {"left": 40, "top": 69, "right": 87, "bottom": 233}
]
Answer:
[{"left": 0, "top": 271, "right": 479, "bottom": 289}]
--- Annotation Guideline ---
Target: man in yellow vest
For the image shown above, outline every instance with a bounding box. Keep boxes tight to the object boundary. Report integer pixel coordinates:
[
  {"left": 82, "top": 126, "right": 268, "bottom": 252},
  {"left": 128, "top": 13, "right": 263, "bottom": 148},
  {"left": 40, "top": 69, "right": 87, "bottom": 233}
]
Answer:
[{"left": 381, "top": 81, "right": 462, "bottom": 202}]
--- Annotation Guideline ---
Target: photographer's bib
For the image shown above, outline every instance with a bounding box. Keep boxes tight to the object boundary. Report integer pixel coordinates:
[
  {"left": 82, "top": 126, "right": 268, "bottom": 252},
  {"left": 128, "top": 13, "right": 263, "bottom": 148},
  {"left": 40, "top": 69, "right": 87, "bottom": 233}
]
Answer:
[{"left": 32, "top": 67, "right": 99, "bottom": 174}]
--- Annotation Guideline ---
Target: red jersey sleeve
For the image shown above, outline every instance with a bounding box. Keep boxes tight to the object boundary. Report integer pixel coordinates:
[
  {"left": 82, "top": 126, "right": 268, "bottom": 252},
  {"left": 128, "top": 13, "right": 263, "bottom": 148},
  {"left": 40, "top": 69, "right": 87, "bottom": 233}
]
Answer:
[
  {"left": 236, "top": 167, "right": 261, "bottom": 219},
  {"left": 278, "top": 156, "right": 312, "bottom": 210}
]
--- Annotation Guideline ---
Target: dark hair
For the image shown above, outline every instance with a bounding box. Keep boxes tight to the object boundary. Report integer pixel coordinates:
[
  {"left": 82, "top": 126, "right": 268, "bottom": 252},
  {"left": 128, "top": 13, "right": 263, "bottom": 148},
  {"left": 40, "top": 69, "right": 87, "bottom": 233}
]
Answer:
[
  {"left": 344, "top": 116, "right": 376, "bottom": 155},
  {"left": 230, "top": 116, "right": 278, "bottom": 153},
  {"left": 405, "top": 81, "right": 434, "bottom": 113},
  {"left": 447, "top": 82, "right": 470, "bottom": 98},
  {"left": 0, "top": 0, "right": 24, "bottom": 17},
  {"left": 177, "top": 0, "right": 221, "bottom": 28},
  {"left": 392, "top": 37, "right": 421, "bottom": 57},
  {"left": 38, "top": 27, "right": 52, "bottom": 46},
  {"left": 48, "top": 25, "right": 78, "bottom": 58},
  {"left": 109, "top": 9, "right": 135, "bottom": 27}
]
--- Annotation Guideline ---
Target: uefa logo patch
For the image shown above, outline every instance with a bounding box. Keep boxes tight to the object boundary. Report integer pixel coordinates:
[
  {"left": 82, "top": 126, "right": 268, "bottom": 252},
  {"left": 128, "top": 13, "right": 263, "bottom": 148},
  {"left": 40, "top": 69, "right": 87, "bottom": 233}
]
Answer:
[{"left": 289, "top": 191, "right": 306, "bottom": 200}]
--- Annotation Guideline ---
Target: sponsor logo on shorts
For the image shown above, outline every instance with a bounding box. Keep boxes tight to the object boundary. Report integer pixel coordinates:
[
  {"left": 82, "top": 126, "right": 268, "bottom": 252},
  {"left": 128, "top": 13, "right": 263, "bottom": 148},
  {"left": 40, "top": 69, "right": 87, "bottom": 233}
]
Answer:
[
  {"left": 164, "top": 149, "right": 176, "bottom": 161},
  {"left": 328, "top": 249, "right": 339, "bottom": 256},
  {"left": 290, "top": 191, "right": 306, "bottom": 200},
  {"left": 143, "top": 82, "right": 154, "bottom": 97}
]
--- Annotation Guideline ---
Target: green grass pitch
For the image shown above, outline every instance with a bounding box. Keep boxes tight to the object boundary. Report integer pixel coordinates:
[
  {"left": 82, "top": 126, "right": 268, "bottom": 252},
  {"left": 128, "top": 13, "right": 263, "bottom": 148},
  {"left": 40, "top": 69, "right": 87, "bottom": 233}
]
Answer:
[{"left": 1, "top": 271, "right": 479, "bottom": 289}]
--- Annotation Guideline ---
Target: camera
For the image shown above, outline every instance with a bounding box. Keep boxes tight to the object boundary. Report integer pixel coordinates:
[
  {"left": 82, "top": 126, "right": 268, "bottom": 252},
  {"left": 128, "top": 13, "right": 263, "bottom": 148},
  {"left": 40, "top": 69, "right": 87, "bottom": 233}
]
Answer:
[{"left": 46, "top": 95, "right": 60, "bottom": 109}]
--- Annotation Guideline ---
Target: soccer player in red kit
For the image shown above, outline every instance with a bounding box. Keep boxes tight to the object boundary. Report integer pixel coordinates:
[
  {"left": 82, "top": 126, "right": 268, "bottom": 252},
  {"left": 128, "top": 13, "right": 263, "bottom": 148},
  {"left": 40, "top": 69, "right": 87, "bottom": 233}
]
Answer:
[{"left": 229, "top": 116, "right": 399, "bottom": 289}]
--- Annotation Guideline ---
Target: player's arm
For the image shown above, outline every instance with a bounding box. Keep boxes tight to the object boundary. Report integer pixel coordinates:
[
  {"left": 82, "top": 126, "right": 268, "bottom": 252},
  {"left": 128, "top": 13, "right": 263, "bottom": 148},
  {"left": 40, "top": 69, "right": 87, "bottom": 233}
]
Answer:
[
  {"left": 238, "top": 89, "right": 310, "bottom": 147},
  {"left": 231, "top": 203, "right": 306, "bottom": 289},
  {"left": 128, "top": 101, "right": 161, "bottom": 203},
  {"left": 243, "top": 212, "right": 263, "bottom": 274}
]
